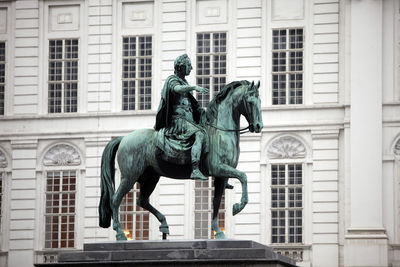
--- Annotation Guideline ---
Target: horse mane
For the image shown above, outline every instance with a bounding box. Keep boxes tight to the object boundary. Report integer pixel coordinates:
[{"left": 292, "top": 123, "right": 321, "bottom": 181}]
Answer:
[{"left": 205, "top": 80, "right": 250, "bottom": 122}]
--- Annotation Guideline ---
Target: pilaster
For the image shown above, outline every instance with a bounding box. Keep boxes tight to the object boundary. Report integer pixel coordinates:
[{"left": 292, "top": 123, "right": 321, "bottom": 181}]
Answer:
[
  {"left": 83, "top": 136, "right": 112, "bottom": 243},
  {"left": 311, "top": 129, "right": 340, "bottom": 267},
  {"left": 9, "top": 139, "right": 38, "bottom": 267},
  {"left": 344, "top": 0, "right": 387, "bottom": 266}
]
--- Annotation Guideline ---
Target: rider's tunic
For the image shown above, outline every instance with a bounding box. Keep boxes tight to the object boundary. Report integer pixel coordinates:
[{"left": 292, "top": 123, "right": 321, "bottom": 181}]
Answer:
[{"left": 154, "top": 75, "right": 207, "bottom": 164}]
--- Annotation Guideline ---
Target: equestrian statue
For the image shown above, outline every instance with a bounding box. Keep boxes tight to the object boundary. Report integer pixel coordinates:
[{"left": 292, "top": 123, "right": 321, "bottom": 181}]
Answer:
[{"left": 99, "top": 54, "right": 263, "bottom": 240}]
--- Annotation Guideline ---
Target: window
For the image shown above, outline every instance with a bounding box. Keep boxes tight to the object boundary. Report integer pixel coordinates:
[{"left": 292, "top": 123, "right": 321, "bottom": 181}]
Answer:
[
  {"left": 44, "top": 171, "right": 76, "bottom": 249},
  {"left": 122, "top": 36, "right": 152, "bottom": 111},
  {"left": 272, "top": 29, "right": 303, "bottom": 105},
  {"left": 194, "top": 178, "right": 225, "bottom": 239},
  {"left": 119, "top": 184, "right": 149, "bottom": 240},
  {"left": 0, "top": 172, "right": 2, "bottom": 230},
  {"left": 271, "top": 164, "right": 302, "bottom": 244},
  {"left": 0, "top": 42, "right": 5, "bottom": 115},
  {"left": 48, "top": 39, "right": 79, "bottom": 113},
  {"left": 196, "top": 32, "right": 227, "bottom": 108}
]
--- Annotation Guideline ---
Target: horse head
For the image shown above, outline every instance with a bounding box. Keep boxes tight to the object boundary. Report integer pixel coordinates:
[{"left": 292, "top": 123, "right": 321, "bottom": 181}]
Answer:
[{"left": 242, "top": 81, "right": 263, "bottom": 133}]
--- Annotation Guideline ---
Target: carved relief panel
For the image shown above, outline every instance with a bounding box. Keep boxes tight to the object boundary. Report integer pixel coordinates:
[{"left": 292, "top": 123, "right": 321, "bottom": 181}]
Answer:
[
  {"left": 0, "top": 150, "right": 7, "bottom": 168},
  {"left": 267, "top": 136, "right": 306, "bottom": 159},
  {"left": 122, "top": 1, "right": 154, "bottom": 29},
  {"left": 197, "top": 0, "right": 228, "bottom": 25},
  {"left": 49, "top": 5, "right": 80, "bottom": 32},
  {"left": 43, "top": 144, "right": 81, "bottom": 166}
]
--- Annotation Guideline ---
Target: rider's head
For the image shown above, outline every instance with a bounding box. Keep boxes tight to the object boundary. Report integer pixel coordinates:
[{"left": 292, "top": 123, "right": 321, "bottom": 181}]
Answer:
[{"left": 174, "top": 54, "right": 192, "bottom": 76}]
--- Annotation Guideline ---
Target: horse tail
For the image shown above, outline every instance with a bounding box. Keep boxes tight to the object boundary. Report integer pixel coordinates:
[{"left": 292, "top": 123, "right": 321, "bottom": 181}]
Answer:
[{"left": 99, "top": 136, "right": 123, "bottom": 228}]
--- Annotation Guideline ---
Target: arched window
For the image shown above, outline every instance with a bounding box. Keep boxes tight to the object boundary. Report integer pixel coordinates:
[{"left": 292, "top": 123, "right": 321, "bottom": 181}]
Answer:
[
  {"left": 42, "top": 144, "right": 81, "bottom": 249},
  {"left": 267, "top": 136, "right": 306, "bottom": 246}
]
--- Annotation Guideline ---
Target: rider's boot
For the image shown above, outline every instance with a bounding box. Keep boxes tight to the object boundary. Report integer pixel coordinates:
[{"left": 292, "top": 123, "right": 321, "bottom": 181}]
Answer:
[
  {"left": 190, "top": 162, "right": 208, "bottom": 181},
  {"left": 190, "top": 132, "right": 208, "bottom": 181}
]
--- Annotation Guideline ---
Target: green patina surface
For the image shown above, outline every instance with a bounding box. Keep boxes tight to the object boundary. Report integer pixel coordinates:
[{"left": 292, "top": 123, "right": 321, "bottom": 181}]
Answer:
[{"left": 99, "top": 54, "right": 263, "bottom": 240}]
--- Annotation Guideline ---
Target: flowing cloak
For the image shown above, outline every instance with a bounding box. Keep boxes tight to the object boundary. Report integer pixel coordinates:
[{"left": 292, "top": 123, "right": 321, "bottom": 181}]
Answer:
[
  {"left": 154, "top": 75, "right": 202, "bottom": 130},
  {"left": 154, "top": 75, "right": 208, "bottom": 165}
]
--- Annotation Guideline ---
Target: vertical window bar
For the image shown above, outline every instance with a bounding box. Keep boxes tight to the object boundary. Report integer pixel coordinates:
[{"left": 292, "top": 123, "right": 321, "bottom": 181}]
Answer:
[
  {"left": 272, "top": 29, "right": 303, "bottom": 105},
  {"left": 0, "top": 42, "right": 5, "bottom": 115},
  {"left": 122, "top": 36, "right": 152, "bottom": 111},
  {"left": 119, "top": 183, "right": 150, "bottom": 240},
  {"left": 271, "top": 164, "right": 303, "bottom": 244},
  {"left": 194, "top": 178, "right": 225, "bottom": 239},
  {"left": 196, "top": 32, "right": 227, "bottom": 108},
  {"left": 48, "top": 39, "right": 78, "bottom": 113},
  {"left": 45, "top": 171, "right": 76, "bottom": 249}
]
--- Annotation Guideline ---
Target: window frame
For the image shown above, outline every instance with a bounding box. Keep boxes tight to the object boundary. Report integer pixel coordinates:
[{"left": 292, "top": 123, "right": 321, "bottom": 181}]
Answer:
[
  {"left": 193, "top": 178, "right": 226, "bottom": 239},
  {"left": 44, "top": 170, "right": 77, "bottom": 249},
  {"left": 0, "top": 41, "right": 5, "bottom": 116},
  {"left": 0, "top": 148, "right": 10, "bottom": 254},
  {"left": 195, "top": 32, "right": 228, "bottom": 108},
  {"left": 40, "top": 1, "right": 85, "bottom": 115},
  {"left": 121, "top": 35, "right": 153, "bottom": 111},
  {"left": 119, "top": 183, "right": 150, "bottom": 240},
  {"left": 37, "top": 142, "right": 84, "bottom": 254},
  {"left": 270, "top": 163, "right": 304, "bottom": 245},
  {"left": 47, "top": 38, "right": 80, "bottom": 113},
  {"left": 271, "top": 28, "right": 304, "bottom": 106}
]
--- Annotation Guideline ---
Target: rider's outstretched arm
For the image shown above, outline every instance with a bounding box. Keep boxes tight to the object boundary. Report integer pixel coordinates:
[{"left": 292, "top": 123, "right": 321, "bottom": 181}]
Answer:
[{"left": 174, "top": 85, "right": 209, "bottom": 94}]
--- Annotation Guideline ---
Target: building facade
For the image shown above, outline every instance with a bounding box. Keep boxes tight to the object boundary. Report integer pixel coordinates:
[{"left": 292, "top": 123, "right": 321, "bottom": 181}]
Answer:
[{"left": 0, "top": 0, "right": 399, "bottom": 266}]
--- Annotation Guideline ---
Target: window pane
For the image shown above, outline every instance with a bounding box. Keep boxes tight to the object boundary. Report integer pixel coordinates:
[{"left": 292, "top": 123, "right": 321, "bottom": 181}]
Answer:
[
  {"left": 196, "top": 32, "right": 227, "bottom": 107},
  {"left": 194, "top": 178, "right": 225, "bottom": 239},
  {"left": 271, "top": 164, "right": 303, "bottom": 244},
  {"left": 120, "top": 183, "right": 150, "bottom": 240},
  {"left": 122, "top": 36, "right": 152, "bottom": 110},
  {"left": 272, "top": 29, "right": 303, "bottom": 106},
  {"left": 45, "top": 171, "right": 76, "bottom": 249},
  {"left": 0, "top": 42, "right": 5, "bottom": 115},
  {"left": 48, "top": 39, "right": 79, "bottom": 113}
]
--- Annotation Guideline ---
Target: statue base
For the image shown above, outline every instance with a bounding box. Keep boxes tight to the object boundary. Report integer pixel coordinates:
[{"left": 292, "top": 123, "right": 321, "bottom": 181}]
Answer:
[{"left": 35, "top": 239, "right": 297, "bottom": 267}]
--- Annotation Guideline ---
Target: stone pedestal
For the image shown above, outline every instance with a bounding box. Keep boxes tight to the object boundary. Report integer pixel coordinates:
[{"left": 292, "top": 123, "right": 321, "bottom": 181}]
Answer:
[{"left": 35, "top": 240, "right": 296, "bottom": 267}]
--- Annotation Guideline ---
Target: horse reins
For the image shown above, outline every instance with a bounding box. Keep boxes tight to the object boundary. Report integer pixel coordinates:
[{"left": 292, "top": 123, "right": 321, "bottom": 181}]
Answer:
[{"left": 205, "top": 92, "right": 254, "bottom": 135}]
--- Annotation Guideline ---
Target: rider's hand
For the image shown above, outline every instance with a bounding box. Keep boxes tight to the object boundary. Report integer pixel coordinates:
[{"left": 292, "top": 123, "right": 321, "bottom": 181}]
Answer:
[{"left": 194, "top": 86, "right": 209, "bottom": 93}]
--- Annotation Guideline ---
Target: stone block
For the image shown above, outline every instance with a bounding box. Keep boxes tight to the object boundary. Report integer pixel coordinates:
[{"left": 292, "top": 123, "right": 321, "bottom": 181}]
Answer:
[{"left": 35, "top": 240, "right": 296, "bottom": 267}]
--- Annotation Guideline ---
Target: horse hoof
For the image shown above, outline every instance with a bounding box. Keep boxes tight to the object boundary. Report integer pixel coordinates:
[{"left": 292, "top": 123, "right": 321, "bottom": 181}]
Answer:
[
  {"left": 215, "top": 231, "right": 226, "bottom": 239},
  {"left": 116, "top": 232, "right": 127, "bottom": 241},
  {"left": 160, "top": 226, "right": 170, "bottom": 235},
  {"left": 232, "top": 203, "right": 240, "bottom": 216}
]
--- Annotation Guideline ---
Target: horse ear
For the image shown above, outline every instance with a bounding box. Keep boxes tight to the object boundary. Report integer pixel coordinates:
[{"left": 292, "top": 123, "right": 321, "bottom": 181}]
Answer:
[
  {"left": 256, "top": 80, "right": 260, "bottom": 89},
  {"left": 250, "top": 80, "right": 254, "bottom": 89}
]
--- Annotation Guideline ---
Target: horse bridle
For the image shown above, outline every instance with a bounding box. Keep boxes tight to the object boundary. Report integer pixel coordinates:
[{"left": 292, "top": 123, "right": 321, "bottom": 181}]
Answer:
[{"left": 205, "top": 89, "right": 255, "bottom": 135}]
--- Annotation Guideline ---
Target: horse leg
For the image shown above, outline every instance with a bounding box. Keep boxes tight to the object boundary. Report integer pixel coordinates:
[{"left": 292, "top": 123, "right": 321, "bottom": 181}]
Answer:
[
  {"left": 111, "top": 177, "right": 135, "bottom": 240},
  {"left": 137, "top": 174, "right": 170, "bottom": 237},
  {"left": 212, "top": 177, "right": 227, "bottom": 239},
  {"left": 212, "top": 164, "right": 248, "bottom": 216}
]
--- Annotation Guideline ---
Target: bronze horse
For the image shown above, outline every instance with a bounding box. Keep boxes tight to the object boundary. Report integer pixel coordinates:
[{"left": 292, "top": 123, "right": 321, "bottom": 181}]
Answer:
[{"left": 99, "top": 80, "right": 263, "bottom": 240}]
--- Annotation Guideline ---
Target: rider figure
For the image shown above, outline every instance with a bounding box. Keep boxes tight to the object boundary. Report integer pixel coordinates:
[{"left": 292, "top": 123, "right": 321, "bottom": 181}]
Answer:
[{"left": 154, "top": 54, "right": 209, "bottom": 181}]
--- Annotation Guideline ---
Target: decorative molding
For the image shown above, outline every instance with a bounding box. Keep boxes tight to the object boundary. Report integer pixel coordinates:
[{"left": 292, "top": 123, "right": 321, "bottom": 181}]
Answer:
[
  {"left": 123, "top": 2, "right": 153, "bottom": 28},
  {"left": 57, "top": 13, "right": 73, "bottom": 24},
  {"left": 49, "top": 5, "right": 80, "bottom": 32},
  {"left": 0, "top": 151, "right": 7, "bottom": 168},
  {"left": 43, "top": 144, "right": 81, "bottom": 166},
  {"left": 197, "top": 0, "right": 227, "bottom": 25},
  {"left": 394, "top": 139, "right": 400, "bottom": 157},
  {"left": 267, "top": 136, "right": 306, "bottom": 159}
]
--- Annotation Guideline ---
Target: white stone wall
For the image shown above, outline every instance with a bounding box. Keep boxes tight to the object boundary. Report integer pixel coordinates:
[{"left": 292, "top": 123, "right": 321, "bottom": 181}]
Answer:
[{"left": 0, "top": 0, "right": 399, "bottom": 267}]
